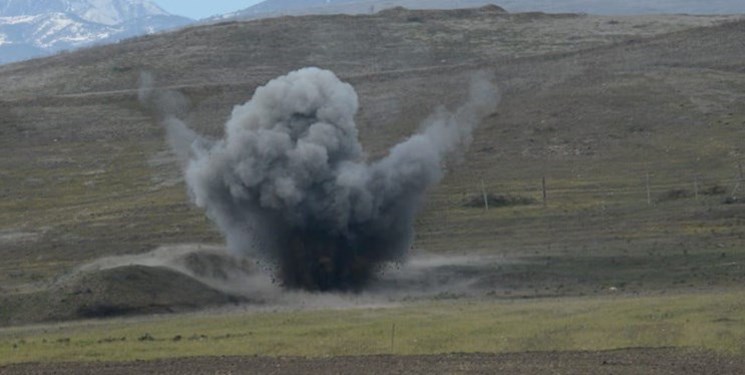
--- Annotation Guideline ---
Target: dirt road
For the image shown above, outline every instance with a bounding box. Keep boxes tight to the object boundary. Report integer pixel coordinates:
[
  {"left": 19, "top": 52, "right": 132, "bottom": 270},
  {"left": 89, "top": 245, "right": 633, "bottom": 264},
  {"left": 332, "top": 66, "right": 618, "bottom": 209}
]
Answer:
[{"left": 2, "top": 348, "right": 743, "bottom": 374}]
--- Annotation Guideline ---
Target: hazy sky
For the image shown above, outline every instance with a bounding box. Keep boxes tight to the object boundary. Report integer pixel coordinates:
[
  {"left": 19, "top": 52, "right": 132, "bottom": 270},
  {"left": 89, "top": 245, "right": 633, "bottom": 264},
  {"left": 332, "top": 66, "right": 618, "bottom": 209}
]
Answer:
[{"left": 154, "top": 1, "right": 265, "bottom": 19}]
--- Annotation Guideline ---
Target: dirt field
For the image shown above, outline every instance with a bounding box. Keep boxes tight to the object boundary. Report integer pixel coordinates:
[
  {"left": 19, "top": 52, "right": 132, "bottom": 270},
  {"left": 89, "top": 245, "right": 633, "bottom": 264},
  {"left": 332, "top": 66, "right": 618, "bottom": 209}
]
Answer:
[{"left": 2, "top": 348, "right": 742, "bottom": 374}]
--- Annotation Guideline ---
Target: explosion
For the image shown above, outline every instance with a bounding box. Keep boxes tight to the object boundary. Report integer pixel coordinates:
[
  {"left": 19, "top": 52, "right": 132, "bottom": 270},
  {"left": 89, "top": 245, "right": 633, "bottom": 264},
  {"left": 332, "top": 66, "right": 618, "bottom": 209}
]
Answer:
[{"left": 159, "top": 67, "right": 498, "bottom": 291}]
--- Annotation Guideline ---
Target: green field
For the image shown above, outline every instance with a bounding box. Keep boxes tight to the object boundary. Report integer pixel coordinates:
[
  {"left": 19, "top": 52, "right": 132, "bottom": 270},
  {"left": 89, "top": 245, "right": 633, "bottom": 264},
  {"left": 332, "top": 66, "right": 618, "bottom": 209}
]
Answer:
[{"left": 2, "top": 291, "right": 745, "bottom": 365}]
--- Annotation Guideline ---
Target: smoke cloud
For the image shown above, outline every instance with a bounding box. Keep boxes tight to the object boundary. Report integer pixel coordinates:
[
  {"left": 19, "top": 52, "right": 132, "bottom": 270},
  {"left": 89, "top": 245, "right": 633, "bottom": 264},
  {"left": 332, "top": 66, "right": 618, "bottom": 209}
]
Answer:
[{"left": 157, "top": 67, "right": 498, "bottom": 291}]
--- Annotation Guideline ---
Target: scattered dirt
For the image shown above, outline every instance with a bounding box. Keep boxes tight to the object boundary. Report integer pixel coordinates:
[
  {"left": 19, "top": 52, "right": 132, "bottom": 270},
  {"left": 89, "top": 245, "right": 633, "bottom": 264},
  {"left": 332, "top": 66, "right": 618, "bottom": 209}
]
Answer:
[{"left": 1, "top": 348, "right": 742, "bottom": 374}]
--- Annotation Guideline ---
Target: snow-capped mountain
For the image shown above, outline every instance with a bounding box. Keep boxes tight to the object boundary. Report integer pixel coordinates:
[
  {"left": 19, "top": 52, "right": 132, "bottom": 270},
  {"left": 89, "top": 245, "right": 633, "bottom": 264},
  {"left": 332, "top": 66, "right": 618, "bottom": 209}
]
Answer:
[{"left": 0, "top": 0, "right": 192, "bottom": 64}]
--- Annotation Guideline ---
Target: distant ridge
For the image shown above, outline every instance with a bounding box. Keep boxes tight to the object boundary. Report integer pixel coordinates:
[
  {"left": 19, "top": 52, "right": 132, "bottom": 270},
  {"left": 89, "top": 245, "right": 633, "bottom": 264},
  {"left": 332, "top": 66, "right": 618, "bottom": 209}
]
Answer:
[
  {"left": 212, "top": 0, "right": 745, "bottom": 22},
  {"left": 209, "top": 0, "right": 506, "bottom": 22}
]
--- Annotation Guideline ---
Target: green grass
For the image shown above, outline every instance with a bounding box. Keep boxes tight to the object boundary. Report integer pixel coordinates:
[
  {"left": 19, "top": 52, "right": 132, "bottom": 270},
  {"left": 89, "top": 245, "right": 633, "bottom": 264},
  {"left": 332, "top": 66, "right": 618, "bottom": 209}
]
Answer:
[{"left": 2, "top": 291, "right": 745, "bottom": 364}]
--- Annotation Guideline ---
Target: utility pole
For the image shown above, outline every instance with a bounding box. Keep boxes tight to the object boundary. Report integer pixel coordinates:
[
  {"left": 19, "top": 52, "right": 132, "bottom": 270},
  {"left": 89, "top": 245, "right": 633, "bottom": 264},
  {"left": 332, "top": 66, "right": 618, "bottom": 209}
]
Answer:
[
  {"left": 481, "top": 178, "right": 489, "bottom": 211},
  {"left": 390, "top": 323, "right": 396, "bottom": 352},
  {"left": 730, "top": 162, "right": 743, "bottom": 199},
  {"left": 542, "top": 176, "right": 548, "bottom": 208}
]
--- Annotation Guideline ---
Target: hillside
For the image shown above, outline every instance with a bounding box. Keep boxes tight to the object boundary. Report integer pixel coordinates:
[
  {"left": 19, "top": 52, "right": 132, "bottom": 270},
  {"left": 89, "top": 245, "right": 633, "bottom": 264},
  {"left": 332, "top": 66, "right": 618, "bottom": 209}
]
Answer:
[
  {"left": 213, "top": 0, "right": 506, "bottom": 21},
  {"left": 498, "top": 0, "right": 745, "bottom": 15},
  {"left": 217, "top": 0, "right": 745, "bottom": 22},
  {"left": 1, "top": 7, "right": 745, "bottom": 322}
]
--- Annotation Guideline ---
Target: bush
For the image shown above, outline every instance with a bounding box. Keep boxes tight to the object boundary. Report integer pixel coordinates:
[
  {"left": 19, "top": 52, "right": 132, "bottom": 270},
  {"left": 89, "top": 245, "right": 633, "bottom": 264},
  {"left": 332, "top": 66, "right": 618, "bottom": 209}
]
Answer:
[
  {"left": 702, "top": 185, "right": 727, "bottom": 196},
  {"left": 656, "top": 189, "right": 692, "bottom": 203},
  {"left": 723, "top": 196, "right": 741, "bottom": 205},
  {"left": 463, "top": 193, "right": 536, "bottom": 208}
]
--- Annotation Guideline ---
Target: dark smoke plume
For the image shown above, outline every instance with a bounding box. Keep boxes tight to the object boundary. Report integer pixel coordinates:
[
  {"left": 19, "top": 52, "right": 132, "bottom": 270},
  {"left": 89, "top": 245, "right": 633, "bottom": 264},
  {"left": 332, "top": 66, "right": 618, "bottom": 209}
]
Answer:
[{"left": 160, "top": 68, "right": 498, "bottom": 291}]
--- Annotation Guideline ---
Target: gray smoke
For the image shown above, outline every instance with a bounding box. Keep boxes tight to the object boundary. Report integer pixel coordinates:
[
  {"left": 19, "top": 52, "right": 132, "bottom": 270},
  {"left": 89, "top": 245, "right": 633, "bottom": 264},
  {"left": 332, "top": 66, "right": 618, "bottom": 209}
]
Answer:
[{"left": 160, "top": 67, "right": 498, "bottom": 291}]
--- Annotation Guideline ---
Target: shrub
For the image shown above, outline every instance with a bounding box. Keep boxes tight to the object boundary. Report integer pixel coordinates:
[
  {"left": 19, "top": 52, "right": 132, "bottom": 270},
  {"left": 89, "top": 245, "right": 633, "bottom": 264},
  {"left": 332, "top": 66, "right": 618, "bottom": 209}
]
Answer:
[
  {"left": 463, "top": 193, "right": 536, "bottom": 208},
  {"left": 702, "top": 185, "right": 727, "bottom": 196},
  {"left": 656, "top": 189, "right": 692, "bottom": 203}
]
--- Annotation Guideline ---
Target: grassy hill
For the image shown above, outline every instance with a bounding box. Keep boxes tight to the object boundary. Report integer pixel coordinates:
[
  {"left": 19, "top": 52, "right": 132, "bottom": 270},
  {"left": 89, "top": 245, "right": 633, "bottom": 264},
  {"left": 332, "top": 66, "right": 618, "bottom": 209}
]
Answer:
[{"left": 1, "top": 7, "right": 745, "bottom": 323}]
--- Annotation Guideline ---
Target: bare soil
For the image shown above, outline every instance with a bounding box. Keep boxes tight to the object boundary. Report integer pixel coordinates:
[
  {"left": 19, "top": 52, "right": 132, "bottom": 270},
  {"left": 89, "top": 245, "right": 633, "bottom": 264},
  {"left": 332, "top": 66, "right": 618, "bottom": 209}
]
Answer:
[{"left": 1, "top": 348, "right": 742, "bottom": 374}]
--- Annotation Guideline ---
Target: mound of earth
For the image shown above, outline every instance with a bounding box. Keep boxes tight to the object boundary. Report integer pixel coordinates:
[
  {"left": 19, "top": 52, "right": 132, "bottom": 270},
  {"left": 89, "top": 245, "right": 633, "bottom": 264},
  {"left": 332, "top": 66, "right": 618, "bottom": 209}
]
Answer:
[
  {"left": 66, "top": 265, "right": 245, "bottom": 318},
  {"left": 174, "top": 249, "right": 257, "bottom": 282},
  {"left": 0, "top": 264, "right": 246, "bottom": 326}
]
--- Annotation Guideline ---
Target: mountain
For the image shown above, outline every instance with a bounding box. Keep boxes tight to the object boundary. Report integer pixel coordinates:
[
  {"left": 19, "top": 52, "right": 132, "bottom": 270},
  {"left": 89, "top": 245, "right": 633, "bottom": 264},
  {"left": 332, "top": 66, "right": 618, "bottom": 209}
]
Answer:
[
  {"left": 0, "top": 0, "right": 192, "bottom": 64},
  {"left": 216, "top": 0, "right": 745, "bottom": 21},
  {"left": 234, "top": 0, "right": 359, "bottom": 16}
]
